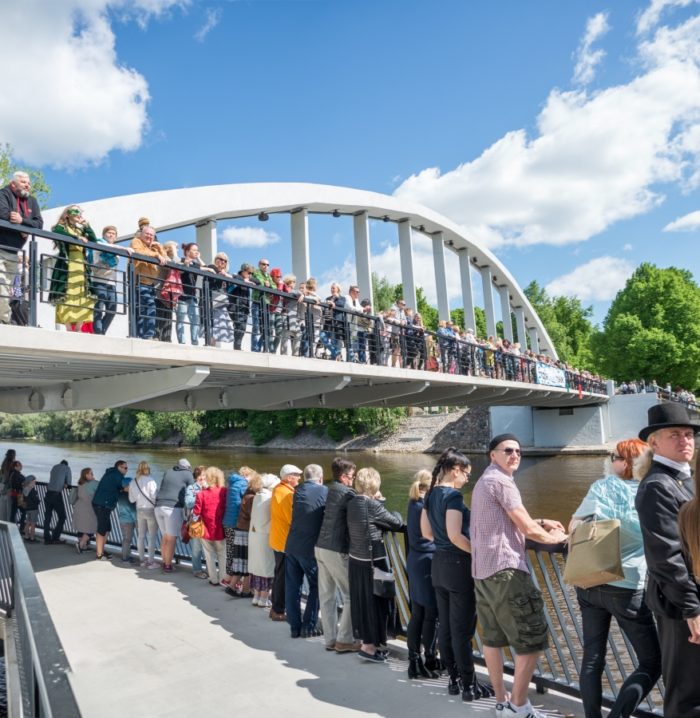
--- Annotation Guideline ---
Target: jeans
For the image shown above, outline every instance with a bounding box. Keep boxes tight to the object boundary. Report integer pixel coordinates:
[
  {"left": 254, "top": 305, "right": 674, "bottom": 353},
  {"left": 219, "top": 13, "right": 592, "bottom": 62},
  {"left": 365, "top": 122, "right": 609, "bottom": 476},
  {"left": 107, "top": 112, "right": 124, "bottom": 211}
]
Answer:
[
  {"left": 136, "top": 509, "right": 158, "bottom": 562},
  {"left": 577, "top": 585, "right": 661, "bottom": 718},
  {"left": 315, "top": 546, "right": 353, "bottom": 645},
  {"left": 0, "top": 249, "right": 17, "bottom": 324},
  {"left": 137, "top": 283, "right": 156, "bottom": 339},
  {"left": 285, "top": 553, "right": 319, "bottom": 631},
  {"left": 120, "top": 522, "right": 134, "bottom": 560},
  {"left": 93, "top": 280, "right": 117, "bottom": 335},
  {"left": 320, "top": 329, "right": 340, "bottom": 360},
  {"left": 228, "top": 308, "right": 249, "bottom": 350},
  {"left": 176, "top": 296, "right": 200, "bottom": 344},
  {"left": 251, "top": 300, "right": 266, "bottom": 352},
  {"left": 43, "top": 490, "right": 66, "bottom": 542},
  {"left": 190, "top": 537, "right": 204, "bottom": 572}
]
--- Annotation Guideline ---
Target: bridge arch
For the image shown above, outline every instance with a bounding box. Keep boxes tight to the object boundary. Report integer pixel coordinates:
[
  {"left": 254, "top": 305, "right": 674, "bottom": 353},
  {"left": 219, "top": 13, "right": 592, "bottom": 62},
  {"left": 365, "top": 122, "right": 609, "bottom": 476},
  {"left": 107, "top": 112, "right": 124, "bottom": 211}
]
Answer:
[{"left": 44, "top": 182, "right": 556, "bottom": 357}]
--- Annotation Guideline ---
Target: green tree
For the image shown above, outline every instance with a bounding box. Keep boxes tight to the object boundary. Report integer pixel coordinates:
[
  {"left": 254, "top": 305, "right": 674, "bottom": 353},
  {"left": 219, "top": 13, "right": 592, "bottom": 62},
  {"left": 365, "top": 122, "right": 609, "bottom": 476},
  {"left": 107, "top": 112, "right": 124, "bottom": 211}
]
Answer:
[
  {"left": 371, "top": 273, "right": 399, "bottom": 311},
  {"left": 524, "top": 281, "right": 596, "bottom": 368},
  {"left": 0, "top": 143, "right": 51, "bottom": 208},
  {"left": 593, "top": 263, "right": 700, "bottom": 389},
  {"left": 450, "top": 306, "right": 487, "bottom": 337}
]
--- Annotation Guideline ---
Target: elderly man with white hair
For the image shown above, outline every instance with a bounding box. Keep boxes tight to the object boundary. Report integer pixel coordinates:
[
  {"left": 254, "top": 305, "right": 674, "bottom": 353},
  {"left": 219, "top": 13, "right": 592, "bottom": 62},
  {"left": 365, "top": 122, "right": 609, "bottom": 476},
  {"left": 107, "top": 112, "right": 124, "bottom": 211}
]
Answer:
[
  {"left": 284, "top": 464, "right": 328, "bottom": 638},
  {"left": 0, "top": 171, "right": 43, "bottom": 324}
]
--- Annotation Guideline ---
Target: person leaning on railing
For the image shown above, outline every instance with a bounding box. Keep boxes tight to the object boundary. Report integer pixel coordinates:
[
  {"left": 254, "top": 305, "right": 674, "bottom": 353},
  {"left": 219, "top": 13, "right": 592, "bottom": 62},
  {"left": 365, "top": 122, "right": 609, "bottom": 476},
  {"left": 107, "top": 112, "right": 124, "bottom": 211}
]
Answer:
[
  {"left": 0, "top": 171, "right": 43, "bottom": 325},
  {"left": 130, "top": 225, "right": 167, "bottom": 340},
  {"left": 569, "top": 439, "right": 661, "bottom": 718},
  {"left": 227, "top": 263, "right": 255, "bottom": 351}
]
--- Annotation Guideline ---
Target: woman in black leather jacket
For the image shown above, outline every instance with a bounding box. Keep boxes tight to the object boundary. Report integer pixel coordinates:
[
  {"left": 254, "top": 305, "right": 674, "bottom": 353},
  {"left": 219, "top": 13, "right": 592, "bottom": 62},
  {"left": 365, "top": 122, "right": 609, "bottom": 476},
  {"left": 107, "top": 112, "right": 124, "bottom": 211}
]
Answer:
[{"left": 347, "top": 467, "right": 403, "bottom": 663}]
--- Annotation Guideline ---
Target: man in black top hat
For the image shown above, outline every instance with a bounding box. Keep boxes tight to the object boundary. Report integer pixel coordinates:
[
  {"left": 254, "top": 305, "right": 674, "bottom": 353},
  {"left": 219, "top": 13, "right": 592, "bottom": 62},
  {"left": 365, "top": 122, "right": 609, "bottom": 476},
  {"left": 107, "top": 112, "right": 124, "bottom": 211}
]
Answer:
[{"left": 635, "top": 402, "right": 700, "bottom": 717}]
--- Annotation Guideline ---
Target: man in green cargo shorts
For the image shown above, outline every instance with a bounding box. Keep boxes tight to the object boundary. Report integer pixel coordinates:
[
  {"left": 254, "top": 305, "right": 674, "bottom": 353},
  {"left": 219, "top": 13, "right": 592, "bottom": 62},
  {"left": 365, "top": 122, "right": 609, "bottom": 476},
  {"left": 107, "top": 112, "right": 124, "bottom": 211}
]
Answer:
[{"left": 470, "top": 433, "right": 568, "bottom": 718}]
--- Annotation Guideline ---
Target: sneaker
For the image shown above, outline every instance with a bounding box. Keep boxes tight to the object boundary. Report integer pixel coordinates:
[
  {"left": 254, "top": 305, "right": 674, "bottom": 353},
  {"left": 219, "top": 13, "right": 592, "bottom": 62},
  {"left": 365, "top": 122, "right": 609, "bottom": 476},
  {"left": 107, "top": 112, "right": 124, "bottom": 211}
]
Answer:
[
  {"left": 95, "top": 554, "right": 110, "bottom": 561},
  {"left": 260, "top": 598, "right": 272, "bottom": 609},
  {"left": 193, "top": 570, "right": 208, "bottom": 579},
  {"left": 501, "top": 701, "right": 547, "bottom": 718},
  {"left": 335, "top": 641, "right": 361, "bottom": 653},
  {"left": 146, "top": 560, "right": 160, "bottom": 570},
  {"left": 162, "top": 564, "right": 173, "bottom": 573},
  {"left": 121, "top": 556, "right": 135, "bottom": 564},
  {"left": 357, "top": 650, "right": 386, "bottom": 663},
  {"left": 251, "top": 596, "right": 260, "bottom": 606}
]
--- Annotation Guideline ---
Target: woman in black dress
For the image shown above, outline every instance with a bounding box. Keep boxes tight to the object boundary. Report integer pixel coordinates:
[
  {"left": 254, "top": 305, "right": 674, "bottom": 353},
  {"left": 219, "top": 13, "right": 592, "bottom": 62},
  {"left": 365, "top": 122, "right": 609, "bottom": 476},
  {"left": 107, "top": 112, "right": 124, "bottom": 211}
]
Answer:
[{"left": 347, "top": 467, "right": 403, "bottom": 663}]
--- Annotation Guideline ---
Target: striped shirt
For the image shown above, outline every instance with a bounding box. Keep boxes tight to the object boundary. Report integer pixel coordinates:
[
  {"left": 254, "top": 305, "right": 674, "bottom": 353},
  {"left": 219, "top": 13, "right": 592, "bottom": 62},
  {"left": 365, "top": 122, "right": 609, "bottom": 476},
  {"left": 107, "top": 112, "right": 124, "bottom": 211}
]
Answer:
[{"left": 470, "top": 463, "right": 527, "bottom": 580}]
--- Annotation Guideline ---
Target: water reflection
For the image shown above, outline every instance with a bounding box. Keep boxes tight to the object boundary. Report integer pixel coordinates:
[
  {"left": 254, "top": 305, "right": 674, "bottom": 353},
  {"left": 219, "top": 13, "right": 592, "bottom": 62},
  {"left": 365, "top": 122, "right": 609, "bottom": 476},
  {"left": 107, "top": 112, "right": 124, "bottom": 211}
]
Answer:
[{"left": 1, "top": 440, "right": 605, "bottom": 524}]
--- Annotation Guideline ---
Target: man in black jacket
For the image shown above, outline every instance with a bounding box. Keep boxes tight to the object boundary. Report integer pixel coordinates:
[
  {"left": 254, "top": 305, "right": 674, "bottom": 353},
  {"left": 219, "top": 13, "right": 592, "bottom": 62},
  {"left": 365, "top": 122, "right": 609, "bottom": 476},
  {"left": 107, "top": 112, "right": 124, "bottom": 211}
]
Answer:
[
  {"left": 0, "top": 172, "right": 43, "bottom": 324},
  {"left": 635, "top": 403, "right": 700, "bottom": 717},
  {"left": 314, "top": 457, "right": 358, "bottom": 652}
]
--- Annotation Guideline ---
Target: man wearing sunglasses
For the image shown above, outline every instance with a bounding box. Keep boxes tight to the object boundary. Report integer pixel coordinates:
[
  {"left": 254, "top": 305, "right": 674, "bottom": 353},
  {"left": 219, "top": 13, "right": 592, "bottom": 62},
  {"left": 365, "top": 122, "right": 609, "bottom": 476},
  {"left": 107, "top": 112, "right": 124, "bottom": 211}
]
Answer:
[{"left": 470, "top": 434, "right": 567, "bottom": 718}]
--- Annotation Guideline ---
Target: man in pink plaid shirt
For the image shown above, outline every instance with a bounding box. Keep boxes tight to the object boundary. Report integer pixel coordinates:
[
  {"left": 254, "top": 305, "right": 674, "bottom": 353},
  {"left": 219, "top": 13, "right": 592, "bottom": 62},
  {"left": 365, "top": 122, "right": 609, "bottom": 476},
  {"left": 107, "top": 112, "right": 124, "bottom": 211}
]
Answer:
[{"left": 470, "top": 433, "right": 567, "bottom": 718}]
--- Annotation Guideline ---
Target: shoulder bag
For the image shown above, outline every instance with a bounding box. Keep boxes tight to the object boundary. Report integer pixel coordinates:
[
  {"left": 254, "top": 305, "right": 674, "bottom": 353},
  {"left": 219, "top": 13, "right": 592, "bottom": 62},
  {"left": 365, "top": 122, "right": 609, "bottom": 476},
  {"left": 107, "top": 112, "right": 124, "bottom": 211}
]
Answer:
[
  {"left": 369, "top": 523, "right": 396, "bottom": 599},
  {"left": 563, "top": 516, "right": 624, "bottom": 589}
]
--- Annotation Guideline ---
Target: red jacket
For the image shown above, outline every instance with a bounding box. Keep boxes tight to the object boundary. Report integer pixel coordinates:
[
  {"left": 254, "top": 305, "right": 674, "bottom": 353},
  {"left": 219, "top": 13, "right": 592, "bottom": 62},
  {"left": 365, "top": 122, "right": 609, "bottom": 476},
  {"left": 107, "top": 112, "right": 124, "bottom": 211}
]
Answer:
[{"left": 194, "top": 486, "right": 227, "bottom": 540}]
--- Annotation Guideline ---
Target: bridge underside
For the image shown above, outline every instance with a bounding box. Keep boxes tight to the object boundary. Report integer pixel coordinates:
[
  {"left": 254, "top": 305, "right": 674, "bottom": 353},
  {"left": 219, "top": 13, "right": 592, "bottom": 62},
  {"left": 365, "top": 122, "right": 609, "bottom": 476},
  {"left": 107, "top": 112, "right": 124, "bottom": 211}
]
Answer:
[{"left": 0, "top": 327, "right": 607, "bottom": 413}]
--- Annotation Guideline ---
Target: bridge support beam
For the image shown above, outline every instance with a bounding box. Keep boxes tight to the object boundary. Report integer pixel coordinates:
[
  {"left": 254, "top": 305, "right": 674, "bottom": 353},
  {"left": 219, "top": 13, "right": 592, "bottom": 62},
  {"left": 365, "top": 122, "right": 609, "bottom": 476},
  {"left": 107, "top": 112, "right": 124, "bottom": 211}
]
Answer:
[
  {"left": 458, "top": 249, "right": 476, "bottom": 332},
  {"left": 498, "top": 285, "right": 514, "bottom": 342},
  {"left": 398, "top": 220, "right": 416, "bottom": 310},
  {"left": 514, "top": 306, "right": 527, "bottom": 347},
  {"left": 291, "top": 209, "right": 310, "bottom": 282},
  {"left": 479, "top": 266, "right": 497, "bottom": 339},
  {"left": 431, "top": 232, "right": 450, "bottom": 321},
  {"left": 0, "top": 365, "right": 210, "bottom": 413},
  {"left": 196, "top": 220, "right": 217, "bottom": 264},
  {"left": 353, "top": 211, "right": 373, "bottom": 304},
  {"left": 528, "top": 326, "right": 540, "bottom": 353},
  {"left": 287, "top": 380, "right": 430, "bottom": 409}
]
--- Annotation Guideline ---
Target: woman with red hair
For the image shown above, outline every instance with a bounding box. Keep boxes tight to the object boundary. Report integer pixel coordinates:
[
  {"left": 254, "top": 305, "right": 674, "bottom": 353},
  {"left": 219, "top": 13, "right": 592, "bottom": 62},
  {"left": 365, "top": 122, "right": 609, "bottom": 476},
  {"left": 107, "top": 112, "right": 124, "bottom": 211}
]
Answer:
[{"left": 569, "top": 439, "right": 661, "bottom": 718}]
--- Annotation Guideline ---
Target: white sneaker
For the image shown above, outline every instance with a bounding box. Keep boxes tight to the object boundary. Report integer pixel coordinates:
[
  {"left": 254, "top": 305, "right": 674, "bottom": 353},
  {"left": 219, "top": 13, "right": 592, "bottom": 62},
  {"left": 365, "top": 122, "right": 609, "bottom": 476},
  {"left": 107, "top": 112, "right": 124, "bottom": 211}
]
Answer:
[
  {"left": 260, "top": 598, "right": 272, "bottom": 609},
  {"left": 501, "top": 701, "right": 547, "bottom": 718},
  {"left": 251, "top": 596, "right": 259, "bottom": 606}
]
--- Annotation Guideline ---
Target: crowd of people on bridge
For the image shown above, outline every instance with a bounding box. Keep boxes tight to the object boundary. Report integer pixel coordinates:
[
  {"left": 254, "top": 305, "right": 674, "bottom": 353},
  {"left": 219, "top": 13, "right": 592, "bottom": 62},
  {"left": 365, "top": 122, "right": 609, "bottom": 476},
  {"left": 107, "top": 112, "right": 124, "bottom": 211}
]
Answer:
[
  {"left": 4, "top": 401, "right": 698, "bottom": 716},
  {"left": 0, "top": 176, "right": 603, "bottom": 392}
]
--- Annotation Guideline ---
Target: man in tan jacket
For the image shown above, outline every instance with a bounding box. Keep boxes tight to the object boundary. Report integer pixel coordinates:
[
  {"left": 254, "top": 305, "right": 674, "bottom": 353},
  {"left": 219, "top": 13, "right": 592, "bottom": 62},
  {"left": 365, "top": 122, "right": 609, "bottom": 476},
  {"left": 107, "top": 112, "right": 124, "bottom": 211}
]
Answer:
[{"left": 130, "top": 225, "right": 167, "bottom": 339}]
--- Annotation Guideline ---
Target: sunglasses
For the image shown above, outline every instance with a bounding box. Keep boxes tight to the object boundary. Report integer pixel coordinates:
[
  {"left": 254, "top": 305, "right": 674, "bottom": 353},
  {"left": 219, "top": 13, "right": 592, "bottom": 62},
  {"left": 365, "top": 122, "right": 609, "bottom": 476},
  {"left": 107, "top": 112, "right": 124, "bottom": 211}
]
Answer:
[
  {"left": 67, "top": 208, "right": 82, "bottom": 216},
  {"left": 500, "top": 448, "right": 521, "bottom": 456},
  {"left": 260, "top": 262, "right": 270, "bottom": 266},
  {"left": 609, "top": 453, "right": 624, "bottom": 462}
]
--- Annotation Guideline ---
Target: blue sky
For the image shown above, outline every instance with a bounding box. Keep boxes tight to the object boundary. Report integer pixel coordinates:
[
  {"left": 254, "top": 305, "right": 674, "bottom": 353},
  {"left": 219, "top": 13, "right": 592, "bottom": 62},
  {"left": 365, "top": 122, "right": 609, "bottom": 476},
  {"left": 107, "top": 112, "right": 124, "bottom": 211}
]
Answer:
[{"left": 3, "top": 0, "right": 700, "bottom": 325}]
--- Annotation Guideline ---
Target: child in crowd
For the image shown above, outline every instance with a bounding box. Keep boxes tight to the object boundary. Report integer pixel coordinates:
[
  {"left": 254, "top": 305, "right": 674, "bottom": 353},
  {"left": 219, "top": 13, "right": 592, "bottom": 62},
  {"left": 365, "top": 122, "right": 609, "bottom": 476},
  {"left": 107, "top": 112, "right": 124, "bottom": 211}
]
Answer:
[{"left": 22, "top": 475, "right": 40, "bottom": 542}]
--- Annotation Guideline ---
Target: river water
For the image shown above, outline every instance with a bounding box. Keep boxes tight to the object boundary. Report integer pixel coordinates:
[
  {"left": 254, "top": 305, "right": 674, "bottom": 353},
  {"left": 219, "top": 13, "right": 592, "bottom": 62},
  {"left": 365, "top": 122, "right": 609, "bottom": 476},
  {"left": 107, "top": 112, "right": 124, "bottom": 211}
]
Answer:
[{"left": 1, "top": 439, "right": 606, "bottom": 522}]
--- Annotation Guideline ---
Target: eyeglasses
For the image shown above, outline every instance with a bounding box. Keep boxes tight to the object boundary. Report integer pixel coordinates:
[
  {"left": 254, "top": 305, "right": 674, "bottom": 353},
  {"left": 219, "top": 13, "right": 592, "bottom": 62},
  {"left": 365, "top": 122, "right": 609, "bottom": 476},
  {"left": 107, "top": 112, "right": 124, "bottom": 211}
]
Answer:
[
  {"left": 460, "top": 466, "right": 471, "bottom": 476},
  {"left": 500, "top": 448, "right": 521, "bottom": 456},
  {"left": 609, "top": 453, "right": 624, "bottom": 462},
  {"left": 260, "top": 262, "right": 269, "bottom": 266}
]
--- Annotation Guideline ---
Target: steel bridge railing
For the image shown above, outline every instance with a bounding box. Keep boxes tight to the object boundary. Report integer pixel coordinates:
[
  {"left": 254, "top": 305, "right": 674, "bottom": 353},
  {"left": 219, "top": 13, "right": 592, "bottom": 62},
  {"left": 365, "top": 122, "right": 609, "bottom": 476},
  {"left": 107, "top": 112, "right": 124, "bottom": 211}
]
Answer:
[
  {"left": 0, "top": 520, "right": 80, "bottom": 718},
  {"left": 384, "top": 531, "right": 664, "bottom": 718},
  {"left": 0, "top": 220, "right": 607, "bottom": 398}
]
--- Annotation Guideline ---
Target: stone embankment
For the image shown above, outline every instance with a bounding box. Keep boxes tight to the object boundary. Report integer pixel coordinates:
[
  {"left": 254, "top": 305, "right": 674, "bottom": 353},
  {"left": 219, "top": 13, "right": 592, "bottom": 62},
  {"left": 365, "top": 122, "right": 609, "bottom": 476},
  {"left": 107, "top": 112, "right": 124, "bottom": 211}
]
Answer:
[{"left": 205, "top": 407, "right": 491, "bottom": 454}]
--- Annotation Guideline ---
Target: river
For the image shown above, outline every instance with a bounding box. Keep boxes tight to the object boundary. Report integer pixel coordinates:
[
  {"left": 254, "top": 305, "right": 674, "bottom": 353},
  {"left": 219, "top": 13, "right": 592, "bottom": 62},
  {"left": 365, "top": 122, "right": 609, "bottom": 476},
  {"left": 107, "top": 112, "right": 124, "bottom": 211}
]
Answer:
[{"left": 1, "top": 439, "right": 606, "bottom": 522}]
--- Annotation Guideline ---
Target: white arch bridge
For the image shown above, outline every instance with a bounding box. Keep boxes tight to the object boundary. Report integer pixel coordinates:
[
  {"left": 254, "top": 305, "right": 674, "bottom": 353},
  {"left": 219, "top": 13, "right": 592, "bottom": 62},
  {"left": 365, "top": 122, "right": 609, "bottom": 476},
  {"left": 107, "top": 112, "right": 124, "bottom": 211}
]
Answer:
[{"left": 0, "top": 183, "right": 608, "bottom": 413}]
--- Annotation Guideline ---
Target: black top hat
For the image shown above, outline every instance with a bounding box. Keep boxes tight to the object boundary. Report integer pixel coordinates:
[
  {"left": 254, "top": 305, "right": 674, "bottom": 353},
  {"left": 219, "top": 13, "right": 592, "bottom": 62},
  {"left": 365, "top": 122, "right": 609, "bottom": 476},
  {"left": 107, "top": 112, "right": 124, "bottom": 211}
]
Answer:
[{"left": 638, "top": 402, "right": 700, "bottom": 441}]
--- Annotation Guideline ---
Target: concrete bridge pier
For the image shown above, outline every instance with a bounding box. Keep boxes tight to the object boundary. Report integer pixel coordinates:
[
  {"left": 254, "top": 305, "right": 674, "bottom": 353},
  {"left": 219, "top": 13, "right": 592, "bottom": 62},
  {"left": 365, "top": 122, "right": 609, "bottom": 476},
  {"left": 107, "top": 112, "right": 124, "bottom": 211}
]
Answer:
[
  {"left": 479, "top": 265, "right": 497, "bottom": 338},
  {"left": 431, "top": 231, "right": 450, "bottom": 321},
  {"left": 353, "top": 211, "right": 373, "bottom": 304},
  {"left": 458, "top": 248, "right": 476, "bottom": 332},
  {"left": 398, "top": 219, "right": 417, "bottom": 310}
]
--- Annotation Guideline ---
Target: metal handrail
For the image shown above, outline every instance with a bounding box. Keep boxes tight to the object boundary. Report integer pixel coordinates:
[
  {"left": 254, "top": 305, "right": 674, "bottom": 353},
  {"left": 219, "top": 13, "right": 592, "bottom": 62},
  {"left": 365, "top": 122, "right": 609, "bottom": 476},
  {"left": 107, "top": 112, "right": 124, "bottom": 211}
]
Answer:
[
  {"left": 384, "top": 532, "right": 663, "bottom": 717},
  {"left": 0, "top": 520, "right": 80, "bottom": 717},
  {"left": 0, "top": 220, "right": 607, "bottom": 398}
]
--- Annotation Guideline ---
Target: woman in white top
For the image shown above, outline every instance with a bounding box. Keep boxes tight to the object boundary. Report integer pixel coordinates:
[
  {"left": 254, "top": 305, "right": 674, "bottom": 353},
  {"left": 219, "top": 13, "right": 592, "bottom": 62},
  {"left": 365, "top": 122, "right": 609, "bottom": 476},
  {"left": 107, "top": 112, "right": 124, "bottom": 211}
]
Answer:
[
  {"left": 247, "top": 473, "right": 280, "bottom": 608},
  {"left": 128, "top": 461, "right": 159, "bottom": 568}
]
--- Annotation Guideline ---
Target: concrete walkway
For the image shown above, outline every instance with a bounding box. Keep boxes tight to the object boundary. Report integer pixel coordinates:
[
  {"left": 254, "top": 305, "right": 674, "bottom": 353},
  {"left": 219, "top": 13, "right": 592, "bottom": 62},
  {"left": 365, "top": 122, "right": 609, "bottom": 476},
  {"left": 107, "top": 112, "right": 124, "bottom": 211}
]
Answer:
[{"left": 27, "top": 542, "right": 583, "bottom": 718}]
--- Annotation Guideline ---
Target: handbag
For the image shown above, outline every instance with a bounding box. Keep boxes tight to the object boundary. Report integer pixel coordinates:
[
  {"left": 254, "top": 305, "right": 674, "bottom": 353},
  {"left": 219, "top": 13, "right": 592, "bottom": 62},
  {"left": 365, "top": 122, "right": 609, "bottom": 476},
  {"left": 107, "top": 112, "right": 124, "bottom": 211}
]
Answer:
[
  {"left": 372, "top": 565, "right": 396, "bottom": 599},
  {"left": 563, "top": 517, "right": 624, "bottom": 589},
  {"left": 188, "top": 517, "right": 205, "bottom": 539},
  {"left": 180, "top": 520, "right": 191, "bottom": 544}
]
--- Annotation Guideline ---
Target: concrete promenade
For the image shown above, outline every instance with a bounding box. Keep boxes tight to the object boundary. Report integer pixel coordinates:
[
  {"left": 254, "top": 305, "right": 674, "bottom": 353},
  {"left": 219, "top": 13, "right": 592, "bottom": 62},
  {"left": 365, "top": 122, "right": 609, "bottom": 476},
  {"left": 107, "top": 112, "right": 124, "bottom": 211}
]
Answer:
[{"left": 27, "top": 542, "right": 582, "bottom": 718}]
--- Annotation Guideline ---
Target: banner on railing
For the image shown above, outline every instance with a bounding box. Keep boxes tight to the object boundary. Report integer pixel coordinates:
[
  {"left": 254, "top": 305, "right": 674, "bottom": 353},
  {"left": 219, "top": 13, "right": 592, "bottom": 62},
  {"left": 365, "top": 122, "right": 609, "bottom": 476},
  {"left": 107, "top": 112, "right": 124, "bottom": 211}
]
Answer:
[{"left": 535, "top": 362, "right": 566, "bottom": 388}]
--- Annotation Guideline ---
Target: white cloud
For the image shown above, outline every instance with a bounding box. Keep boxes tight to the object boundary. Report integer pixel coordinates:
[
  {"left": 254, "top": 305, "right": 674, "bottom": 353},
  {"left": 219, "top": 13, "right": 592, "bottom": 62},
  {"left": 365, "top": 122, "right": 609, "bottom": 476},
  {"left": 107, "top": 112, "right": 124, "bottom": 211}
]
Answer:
[
  {"left": 394, "top": 6, "right": 700, "bottom": 251},
  {"left": 195, "top": 7, "right": 222, "bottom": 42},
  {"left": 0, "top": 1, "right": 188, "bottom": 168},
  {"left": 663, "top": 209, "right": 700, "bottom": 230},
  {"left": 623, "top": 242, "right": 633, "bottom": 250},
  {"left": 545, "top": 257, "right": 635, "bottom": 301},
  {"left": 637, "top": 0, "right": 696, "bottom": 35},
  {"left": 220, "top": 226, "right": 281, "bottom": 248},
  {"left": 573, "top": 12, "right": 610, "bottom": 85}
]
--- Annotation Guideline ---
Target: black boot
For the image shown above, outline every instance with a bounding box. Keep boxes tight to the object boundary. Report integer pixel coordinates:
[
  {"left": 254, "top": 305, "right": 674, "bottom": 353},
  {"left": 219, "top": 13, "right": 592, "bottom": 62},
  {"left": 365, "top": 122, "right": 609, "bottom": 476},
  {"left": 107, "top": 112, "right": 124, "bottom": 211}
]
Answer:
[
  {"left": 423, "top": 653, "right": 443, "bottom": 676},
  {"left": 407, "top": 653, "right": 430, "bottom": 679},
  {"left": 447, "top": 670, "right": 462, "bottom": 696}
]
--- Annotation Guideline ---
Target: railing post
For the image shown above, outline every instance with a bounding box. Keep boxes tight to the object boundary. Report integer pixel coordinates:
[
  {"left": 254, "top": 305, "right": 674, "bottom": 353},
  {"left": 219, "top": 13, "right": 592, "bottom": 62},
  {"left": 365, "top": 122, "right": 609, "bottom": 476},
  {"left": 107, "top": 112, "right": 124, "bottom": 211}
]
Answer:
[
  {"left": 27, "top": 238, "right": 38, "bottom": 327},
  {"left": 202, "top": 282, "right": 213, "bottom": 347},
  {"left": 127, "top": 263, "right": 138, "bottom": 338}
]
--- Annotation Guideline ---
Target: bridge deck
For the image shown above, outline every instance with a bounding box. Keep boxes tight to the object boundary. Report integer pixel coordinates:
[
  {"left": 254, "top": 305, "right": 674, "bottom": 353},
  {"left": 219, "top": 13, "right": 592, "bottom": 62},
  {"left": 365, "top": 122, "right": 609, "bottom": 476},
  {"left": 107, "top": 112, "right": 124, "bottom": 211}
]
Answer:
[{"left": 26, "top": 542, "right": 582, "bottom": 717}]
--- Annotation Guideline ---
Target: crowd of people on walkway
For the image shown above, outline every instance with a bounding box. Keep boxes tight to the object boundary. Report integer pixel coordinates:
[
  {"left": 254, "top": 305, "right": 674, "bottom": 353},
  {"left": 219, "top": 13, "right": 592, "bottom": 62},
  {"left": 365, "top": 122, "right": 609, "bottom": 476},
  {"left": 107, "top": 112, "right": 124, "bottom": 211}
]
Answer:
[
  {"left": 1, "top": 402, "right": 700, "bottom": 715},
  {"left": 0, "top": 176, "right": 603, "bottom": 392},
  {"left": 617, "top": 378, "right": 698, "bottom": 407}
]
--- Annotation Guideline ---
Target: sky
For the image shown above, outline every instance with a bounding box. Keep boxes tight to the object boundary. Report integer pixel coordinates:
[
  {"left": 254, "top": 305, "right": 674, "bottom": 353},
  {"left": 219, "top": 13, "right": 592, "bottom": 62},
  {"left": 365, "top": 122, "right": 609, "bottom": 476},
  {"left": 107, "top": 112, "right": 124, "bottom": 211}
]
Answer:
[{"left": 2, "top": 0, "right": 700, "bottom": 326}]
